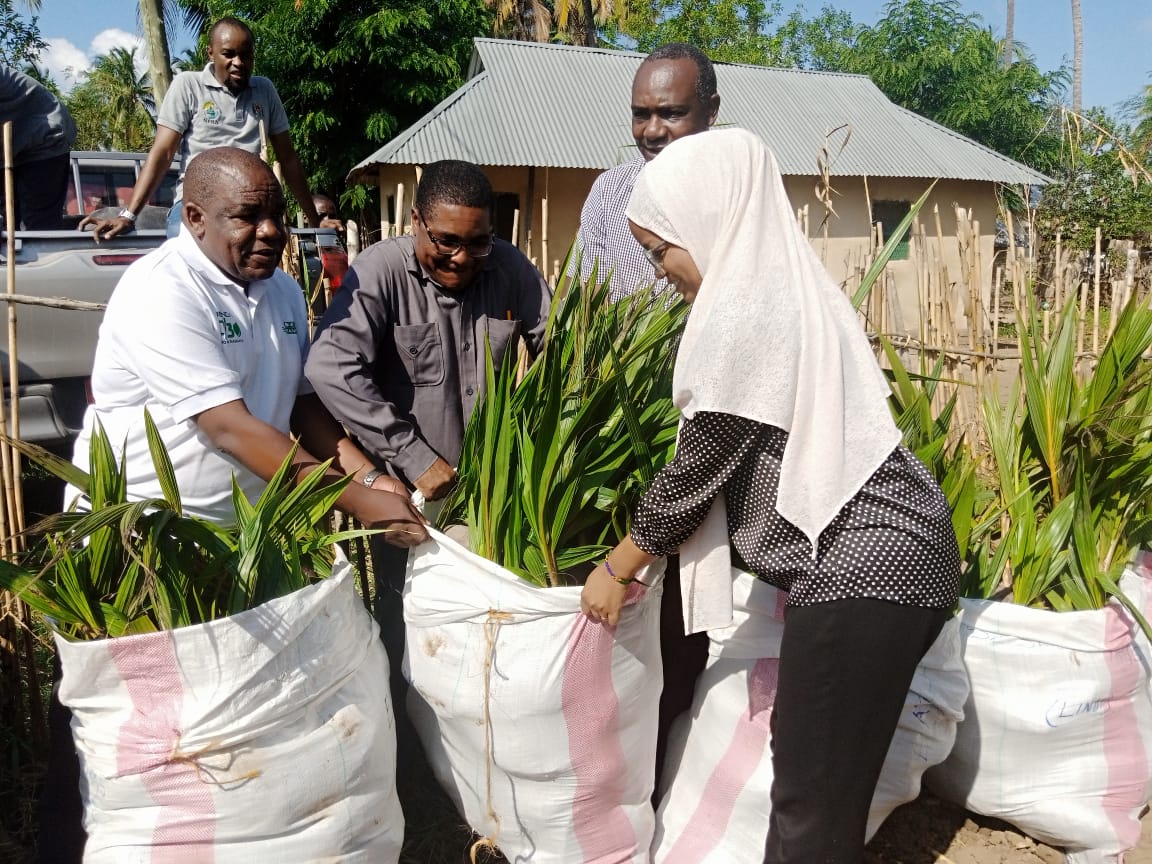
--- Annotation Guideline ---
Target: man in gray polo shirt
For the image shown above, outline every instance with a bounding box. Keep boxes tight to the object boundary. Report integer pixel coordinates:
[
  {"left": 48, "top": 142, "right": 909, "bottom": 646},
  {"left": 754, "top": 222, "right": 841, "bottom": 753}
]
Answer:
[{"left": 86, "top": 17, "right": 338, "bottom": 240}]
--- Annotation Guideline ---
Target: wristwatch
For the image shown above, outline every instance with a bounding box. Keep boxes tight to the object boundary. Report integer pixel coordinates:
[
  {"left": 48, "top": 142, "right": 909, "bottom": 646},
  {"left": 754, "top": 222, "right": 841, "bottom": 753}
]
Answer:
[
  {"left": 361, "top": 468, "right": 384, "bottom": 488},
  {"left": 118, "top": 208, "right": 137, "bottom": 222}
]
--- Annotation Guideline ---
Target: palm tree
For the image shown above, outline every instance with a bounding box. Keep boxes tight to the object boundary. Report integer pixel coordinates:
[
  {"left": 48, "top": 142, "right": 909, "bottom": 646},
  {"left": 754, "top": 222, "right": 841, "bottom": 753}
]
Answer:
[
  {"left": 75, "top": 46, "right": 156, "bottom": 151},
  {"left": 1130, "top": 81, "right": 1152, "bottom": 159},
  {"left": 1070, "top": 0, "right": 1082, "bottom": 111},
  {"left": 1002, "top": 0, "right": 1014, "bottom": 67},
  {"left": 140, "top": 0, "right": 173, "bottom": 106},
  {"left": 487, "top": 0, "right": 552, "bottom": 42},
  {"left": 554, "top": 0, "right": 615, "bottom": 47}
]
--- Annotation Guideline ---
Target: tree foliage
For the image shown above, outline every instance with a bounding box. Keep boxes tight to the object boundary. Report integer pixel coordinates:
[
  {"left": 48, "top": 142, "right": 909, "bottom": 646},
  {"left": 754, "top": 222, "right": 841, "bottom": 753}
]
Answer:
[
  {"left": 66, "top": 47, "right": 157, "bottom": 151},
  {"left": 838, "top": 0, "right": 1065, "bottom": 171},
  {"left": 1036, "top": 110, "right": 1152, "bottom": 249},
  {"left": 0, "top": 0, "right": 46, "bottom": 68},
  {"left": 174, "top": 0, "right": 491, "bottom": 198}
]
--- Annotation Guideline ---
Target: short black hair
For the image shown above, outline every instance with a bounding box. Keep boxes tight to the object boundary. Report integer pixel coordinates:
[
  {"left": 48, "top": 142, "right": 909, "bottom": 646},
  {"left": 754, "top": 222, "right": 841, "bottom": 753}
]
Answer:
[
  {"left": 209, "top": 17, "right": 254, "bottom": 45},
  {"left": 414, "top": 160, "right": 493, "bottom": 219},
  {"left": 642, "top": 43, "right": 718, "bottom": 104}
]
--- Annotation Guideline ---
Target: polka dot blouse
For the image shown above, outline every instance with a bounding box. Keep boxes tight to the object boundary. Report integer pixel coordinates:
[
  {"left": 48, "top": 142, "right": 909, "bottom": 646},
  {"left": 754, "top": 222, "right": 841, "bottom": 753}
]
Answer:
[{"left": 630, "top": 412, "right": 960, "bottom": 609}]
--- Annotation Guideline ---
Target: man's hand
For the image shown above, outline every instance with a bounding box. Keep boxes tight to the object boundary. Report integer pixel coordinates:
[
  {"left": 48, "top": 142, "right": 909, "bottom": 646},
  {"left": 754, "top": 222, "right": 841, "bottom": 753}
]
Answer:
[
  {"left": 415, "top": 457, "right": 457, "bottom": 501},
  {"left": 319, "top": 216, "right": 345, "bottom": 231},
  {"left": 80, "top": 215, "right": 134, "bottom": 242},
  {"left": 357, "top": 489, "right": 429, "bottom": 548},
  {"left": 366, "top": 472, "right": 408, "bottom": 497}
]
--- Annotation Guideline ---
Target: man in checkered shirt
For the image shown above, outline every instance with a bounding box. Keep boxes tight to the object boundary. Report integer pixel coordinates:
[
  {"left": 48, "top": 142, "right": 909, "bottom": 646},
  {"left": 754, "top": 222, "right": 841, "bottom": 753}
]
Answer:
[{"left": 574, "top": 43, "right": 721, "bottom": 302}]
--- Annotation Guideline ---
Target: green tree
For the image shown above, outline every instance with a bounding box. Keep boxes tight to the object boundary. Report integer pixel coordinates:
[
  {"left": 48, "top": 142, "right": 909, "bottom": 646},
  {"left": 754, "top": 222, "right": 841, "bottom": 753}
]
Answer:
[
  {"left": 1126, "top": 80, "right": 1152, "bottom": 160},
  {"left": 840, "top": 0, "right": 1065, "bottom": 171},
  {"left": 1036, "top": 110, "right": 1152, "bottom": 250},
  {"left": 0, "top": 0, "right": 46, "bottom": 68},
  {"left": 621, "top": 0, "right": 776, "bottom": 64},
  {"left": 174, "top": 0, "right": 491, "bottom": 198},
  {"left": 66, "top": 47, "right": 156, "bottom": 151}
]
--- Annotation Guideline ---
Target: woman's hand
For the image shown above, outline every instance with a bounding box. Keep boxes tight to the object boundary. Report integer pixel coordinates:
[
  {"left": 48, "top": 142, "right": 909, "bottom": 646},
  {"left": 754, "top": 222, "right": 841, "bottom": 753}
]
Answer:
[{"left": 580, "top": 562, "right": 630, "bottom": 626}]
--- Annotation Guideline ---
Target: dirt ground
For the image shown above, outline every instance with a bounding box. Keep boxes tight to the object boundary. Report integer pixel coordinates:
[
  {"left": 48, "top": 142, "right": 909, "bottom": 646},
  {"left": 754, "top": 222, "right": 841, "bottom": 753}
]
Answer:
[{"left": 867, "top": 793, "right": 1152, "bottom": 864}]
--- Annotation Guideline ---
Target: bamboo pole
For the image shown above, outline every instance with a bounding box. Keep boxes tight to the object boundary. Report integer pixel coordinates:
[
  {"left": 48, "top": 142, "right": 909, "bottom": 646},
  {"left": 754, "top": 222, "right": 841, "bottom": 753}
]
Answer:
[
  {"left": 540, "top": 194, "right": 549, "bottom": 280},
  {"left": 395, "top": 182, "right": 406, "bottom": 236},
  {"left": 346, "top": 219, "right": 360, "bottom": 263},
  {"left": 1, "top": 123, "right": 21, "bottom": 550},
  {"left": 378, "top": 181, "right": 388, "bottom": 239},
  {"left": 1092, "top": 226, "right": 1102, "bottom": 356},
  {"left": 1078, "top": 280, "right": 1089, "bottom": 376},
  {"left": 1054, "top": 230, "right": 1062, "bottom": 313}
]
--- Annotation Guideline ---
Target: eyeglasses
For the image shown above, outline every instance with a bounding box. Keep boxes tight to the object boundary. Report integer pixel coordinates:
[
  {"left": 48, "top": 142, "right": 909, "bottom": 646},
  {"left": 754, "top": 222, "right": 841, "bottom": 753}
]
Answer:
[
  {"left": 643, "top": 241, "right": 670, "bottom": 272},
  {"left": 418, "top": 214, "right": 493, "bottom": 258}
]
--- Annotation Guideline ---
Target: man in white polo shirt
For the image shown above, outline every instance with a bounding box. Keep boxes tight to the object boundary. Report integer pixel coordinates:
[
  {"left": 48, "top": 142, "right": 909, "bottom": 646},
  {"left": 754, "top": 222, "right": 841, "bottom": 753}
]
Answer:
[
  {"left": 45, "top": 146, "right": 425, "bottom": 864},
  {"left": 84, "top": 16, "right": 339, "bottom": 240},
  {"left": 72, "top": 146, "right": 425, "bottom": 531}
]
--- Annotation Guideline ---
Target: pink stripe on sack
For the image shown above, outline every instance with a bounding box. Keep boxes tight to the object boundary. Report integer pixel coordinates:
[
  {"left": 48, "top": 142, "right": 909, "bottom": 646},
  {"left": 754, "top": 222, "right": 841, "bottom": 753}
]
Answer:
[
  {"left": 109, "top": 633, "right": 215, "bottom": 861},
  {"left": 1099, "top": 566, "right": 1152, "bottom": 854},
  {"left": 663, "top": 658, "right": 780, "bottom": 863},
  {"left": 562, "top": 605, "right": 639, "bottom": 862}
]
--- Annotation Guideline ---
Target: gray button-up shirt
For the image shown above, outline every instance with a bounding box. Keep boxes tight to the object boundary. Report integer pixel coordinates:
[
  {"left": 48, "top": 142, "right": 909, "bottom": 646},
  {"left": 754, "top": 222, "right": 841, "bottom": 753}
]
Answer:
[{"left": 306, "top": 236, "right": 551, "bottom": 485}]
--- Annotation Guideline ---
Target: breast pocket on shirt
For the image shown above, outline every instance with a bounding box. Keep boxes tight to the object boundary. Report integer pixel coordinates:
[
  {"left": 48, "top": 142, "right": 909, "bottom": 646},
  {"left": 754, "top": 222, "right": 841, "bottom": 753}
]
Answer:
[
  {"left": 394, "top": 322, "right": 445, "bottom": 387},
  {"left": 482, "top": 317, "right": 522, "bottom": 370}
]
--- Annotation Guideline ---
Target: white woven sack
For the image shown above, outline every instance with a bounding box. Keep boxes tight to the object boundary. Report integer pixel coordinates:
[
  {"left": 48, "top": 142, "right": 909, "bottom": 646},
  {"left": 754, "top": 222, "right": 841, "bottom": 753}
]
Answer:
[
  {"left": 403, "top": 529, "right": 664, "bottom": 863},
  {"left": 56, "top": 553, "right": 403, "bottom": 864},
  {"left": 926, "top": 559, "right": 1152, "bottom": 864},
  {"left": 652, "top": 570, "right": 968, "bottom": 863}
]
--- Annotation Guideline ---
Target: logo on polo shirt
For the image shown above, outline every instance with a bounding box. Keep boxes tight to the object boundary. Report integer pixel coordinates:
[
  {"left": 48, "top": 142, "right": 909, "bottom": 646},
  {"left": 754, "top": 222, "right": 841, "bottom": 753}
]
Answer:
[
  {"left": 217, "top": 311, "right": 243, "bottom": 344},
  {"left": 202, "top": 100, "right": 221, "bottom": 123},
  {"left": 282, "top": 320, "right": 297, "bottom": 335}
]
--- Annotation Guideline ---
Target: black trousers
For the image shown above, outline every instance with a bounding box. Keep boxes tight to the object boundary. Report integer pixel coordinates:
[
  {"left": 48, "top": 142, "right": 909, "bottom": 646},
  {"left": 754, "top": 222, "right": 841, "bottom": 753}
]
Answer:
[
  {"left": 368, "top": 535, "right": 410, "bottom": 703},
  {"left": 1, "top": 152, "right": 70, "bottom": 230},
  {"left": 763, "top": 598, "right": 949, "bottom": 864},
  {"left": 655, "top": 556, "right": 708, "bottom": 790}
]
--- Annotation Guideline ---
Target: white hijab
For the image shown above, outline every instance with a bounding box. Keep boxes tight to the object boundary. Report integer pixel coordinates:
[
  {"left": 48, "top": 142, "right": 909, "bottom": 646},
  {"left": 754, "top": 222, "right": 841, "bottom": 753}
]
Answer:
[{"left": 626, "top": 128, "right": 901, "bottom": 633}]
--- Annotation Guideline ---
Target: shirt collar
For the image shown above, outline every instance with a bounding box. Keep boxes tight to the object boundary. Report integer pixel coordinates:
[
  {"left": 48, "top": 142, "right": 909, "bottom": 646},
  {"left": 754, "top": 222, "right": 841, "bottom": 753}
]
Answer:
[
  {"left": 198, "top": 63, "right": 244, "bottom": 93},
  {"left": 172, "top": 224, "right": 269, "bottom": 298}
]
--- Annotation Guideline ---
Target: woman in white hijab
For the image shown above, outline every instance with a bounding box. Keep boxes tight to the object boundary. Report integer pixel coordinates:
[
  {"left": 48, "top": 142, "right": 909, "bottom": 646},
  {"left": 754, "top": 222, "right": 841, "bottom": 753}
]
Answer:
[{"left": 580, "top": 128, "right": 960, "bottom": 863}]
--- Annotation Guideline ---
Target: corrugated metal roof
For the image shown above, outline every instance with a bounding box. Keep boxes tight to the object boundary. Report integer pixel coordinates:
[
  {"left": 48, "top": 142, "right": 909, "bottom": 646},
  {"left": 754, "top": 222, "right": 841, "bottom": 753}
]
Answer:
[{"left": 348, "top": 38, "right": 1048, "bottom": 186}]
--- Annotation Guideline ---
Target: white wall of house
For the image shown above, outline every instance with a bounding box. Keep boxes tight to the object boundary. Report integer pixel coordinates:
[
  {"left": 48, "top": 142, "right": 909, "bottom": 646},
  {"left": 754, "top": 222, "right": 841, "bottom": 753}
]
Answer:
[{"left": 367, "top": 165, "right": 998, "bottom": 336}]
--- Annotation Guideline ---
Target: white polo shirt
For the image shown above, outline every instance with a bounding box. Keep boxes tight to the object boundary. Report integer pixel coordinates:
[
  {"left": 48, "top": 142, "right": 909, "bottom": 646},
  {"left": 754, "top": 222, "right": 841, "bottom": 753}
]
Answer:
[{"left": 72, "top": 228, "right": 310, "bottom": 524}]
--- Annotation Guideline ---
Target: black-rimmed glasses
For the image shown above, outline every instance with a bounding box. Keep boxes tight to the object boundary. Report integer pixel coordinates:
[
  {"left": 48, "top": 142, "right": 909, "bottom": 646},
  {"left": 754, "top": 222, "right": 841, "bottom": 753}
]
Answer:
[{"left": 418, "top": 213, "right": 494, "bottom": 258}]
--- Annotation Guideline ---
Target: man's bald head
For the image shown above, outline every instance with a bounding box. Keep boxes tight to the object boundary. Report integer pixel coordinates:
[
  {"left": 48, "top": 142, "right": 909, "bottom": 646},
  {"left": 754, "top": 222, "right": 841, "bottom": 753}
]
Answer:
[
  {"left": 182, "top": 148, "right": 287, "bottom": 285},
  {"left": 183, "top": 147, "right": 278, "bottom": 210}
]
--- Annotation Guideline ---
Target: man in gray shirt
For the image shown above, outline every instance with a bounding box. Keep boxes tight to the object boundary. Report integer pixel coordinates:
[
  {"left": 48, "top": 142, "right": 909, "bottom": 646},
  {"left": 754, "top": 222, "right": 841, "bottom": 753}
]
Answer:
[
  {"left": 86, "top": 17, "right": 338, "bottom": 240},
  {"left": 306, "top": 159, "right": 550, "bottom": 683},
  {"left": 0, "top": 66, "right": 76, "bottom": 229}
]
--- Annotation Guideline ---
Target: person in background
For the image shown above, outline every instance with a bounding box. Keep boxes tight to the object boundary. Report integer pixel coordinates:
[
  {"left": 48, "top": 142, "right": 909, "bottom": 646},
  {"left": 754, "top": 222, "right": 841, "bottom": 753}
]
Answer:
[
  {"left": 573, "top": 43, "right": 720, "bottom": 301},
  {"left": 313, "top": 193, "right": 339, "bottom": 223},
  {"left": 306, "top": 159, "right": 550, "bottom": 696},
  {"left": 581, "top": 128, "right": 960, "bottom": 863},
  {"left": 82, "top": 17, "right": 339, "bottom": 240},
  {"left": 571, "top": 41, "right": 721, "bottom": 784},
  {"left": 0, "top": 66, "right": 76, "bottom": 230}
]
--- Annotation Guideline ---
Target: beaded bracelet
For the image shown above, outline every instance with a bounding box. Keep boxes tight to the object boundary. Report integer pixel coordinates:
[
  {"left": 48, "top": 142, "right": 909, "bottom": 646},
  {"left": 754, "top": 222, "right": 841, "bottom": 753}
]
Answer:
[{"left": 604, "top": 560, "right": 649, "bottom": 588}]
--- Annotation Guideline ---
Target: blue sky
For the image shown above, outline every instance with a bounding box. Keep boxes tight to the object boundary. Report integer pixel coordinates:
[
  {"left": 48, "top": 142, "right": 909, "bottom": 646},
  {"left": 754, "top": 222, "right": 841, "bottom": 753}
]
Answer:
[{"left": 31, "top": 0, "right": 1151, "bottom": 115}]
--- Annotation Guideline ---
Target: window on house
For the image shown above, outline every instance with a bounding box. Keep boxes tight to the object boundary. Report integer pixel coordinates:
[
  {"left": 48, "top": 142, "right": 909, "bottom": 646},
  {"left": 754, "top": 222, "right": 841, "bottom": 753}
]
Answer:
[
  {"left": 871, "top": 200, "right": 911, "bottom": 261},
  {"left": 493, "top": 192, "right": 519, "bottom": 244}
]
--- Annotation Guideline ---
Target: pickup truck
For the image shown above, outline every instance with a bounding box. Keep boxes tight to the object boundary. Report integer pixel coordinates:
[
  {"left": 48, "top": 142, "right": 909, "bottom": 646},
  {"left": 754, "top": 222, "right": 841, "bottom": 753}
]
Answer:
[{"left": 2, "top": 151, "right": 347, "bottom": 451}]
